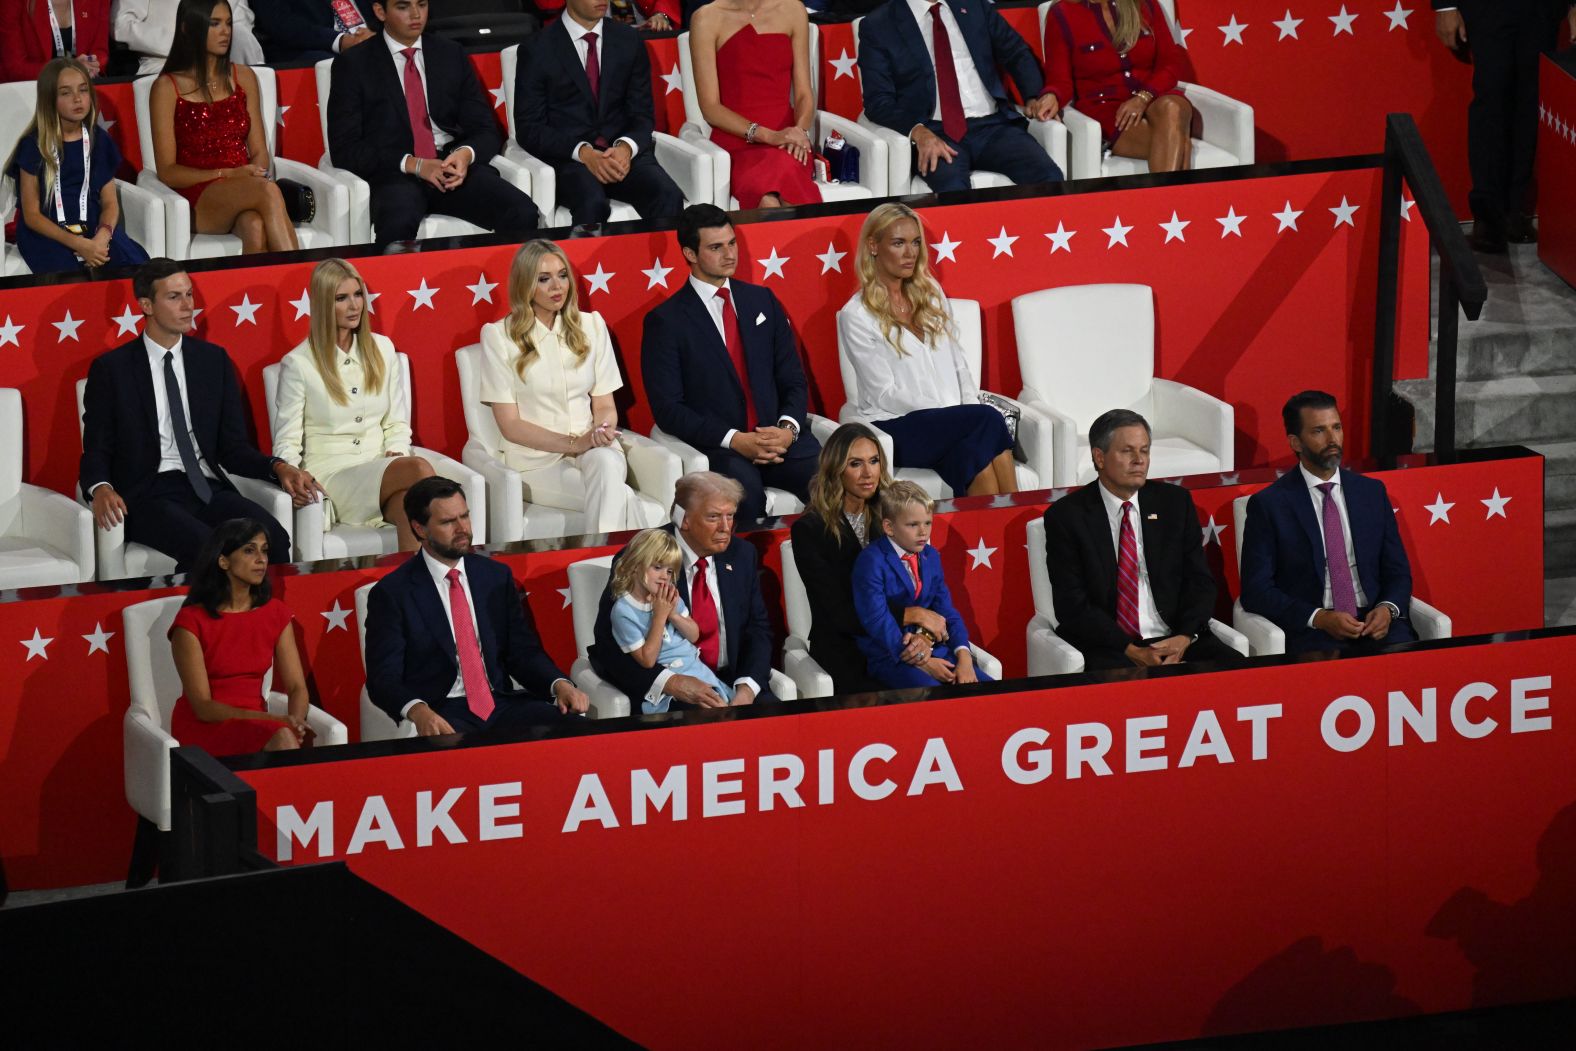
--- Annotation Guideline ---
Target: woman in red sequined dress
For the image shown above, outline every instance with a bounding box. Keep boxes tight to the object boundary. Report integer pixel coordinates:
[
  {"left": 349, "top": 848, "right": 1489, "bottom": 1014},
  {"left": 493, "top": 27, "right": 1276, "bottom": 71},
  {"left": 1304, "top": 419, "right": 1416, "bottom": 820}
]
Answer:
[
  {"left": 148, "top": 0, "right": 296, "bottom": 253},
  {"left": 690, "top": 0, "right": 818, "bottom": 210}
]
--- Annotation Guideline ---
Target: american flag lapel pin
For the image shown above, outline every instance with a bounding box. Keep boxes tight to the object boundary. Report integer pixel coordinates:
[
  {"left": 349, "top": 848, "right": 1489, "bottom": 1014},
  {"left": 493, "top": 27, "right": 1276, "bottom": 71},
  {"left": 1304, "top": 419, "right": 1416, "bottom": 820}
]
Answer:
[{"left": 725, "top": 563, "right": 733, "bottom": 572}]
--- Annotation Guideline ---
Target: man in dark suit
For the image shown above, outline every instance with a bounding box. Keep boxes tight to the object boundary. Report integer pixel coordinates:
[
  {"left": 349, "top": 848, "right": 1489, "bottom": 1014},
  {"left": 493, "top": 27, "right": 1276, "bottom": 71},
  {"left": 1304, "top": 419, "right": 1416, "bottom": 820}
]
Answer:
[
  {"left": 80, "top": 258, "right": 319, "bottom": 572},
  {"left": 857, "top": 0, "right": 1062, "bottom": 193},
  {"left": 1433, "top": 1, "right": 1576, "bottom": 251},
  {"left": 1042, "top": 409, "right": 1241, "bottom": 671},
  {"left": 326, "top": 0, "right": 540, "bottom": 245},
  {"left": 256, "top": 0, "right": 380, "bottom": 64},
  {"left": 365, "top": 476, "right": 589, "bottom": 736},
  {"left": 642, "top": 204, "right": 821, "bottom": 523},
  {"left": 1240, "top": 391, "right": 1417, "bottom": 655},
  {"left": 514, "top": 0, "right": 685, "bottom": 226},
  {"left": 589, "top": 471, "right": 778, "bottom": 708}
]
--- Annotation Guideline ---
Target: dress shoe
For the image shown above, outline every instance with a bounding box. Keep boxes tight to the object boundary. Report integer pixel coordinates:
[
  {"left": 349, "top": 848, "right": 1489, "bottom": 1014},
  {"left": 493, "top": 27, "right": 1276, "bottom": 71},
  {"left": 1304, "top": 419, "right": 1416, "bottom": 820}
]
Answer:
[
  {"left": 1505, "top": 212, "right": 1538, "bottom": 244},
  {"left": 1469, "top": 220, "right": 1508, "bottom": 254}
]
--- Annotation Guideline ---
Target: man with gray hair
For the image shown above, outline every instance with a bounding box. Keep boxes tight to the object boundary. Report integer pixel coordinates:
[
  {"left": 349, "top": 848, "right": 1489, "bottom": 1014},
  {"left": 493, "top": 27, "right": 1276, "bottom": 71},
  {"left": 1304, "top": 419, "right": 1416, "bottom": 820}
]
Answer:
[
  {"left": 588, "top": 471, "right": 778, "bottom": 707},
  {"left": 1041, "top": 409, "right": 1240, "bottom": 671}
]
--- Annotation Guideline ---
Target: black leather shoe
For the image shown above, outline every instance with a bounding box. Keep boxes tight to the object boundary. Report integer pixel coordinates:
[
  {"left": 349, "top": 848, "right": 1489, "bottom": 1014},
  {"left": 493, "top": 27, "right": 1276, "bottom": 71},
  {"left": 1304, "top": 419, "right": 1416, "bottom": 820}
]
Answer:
[
  {"left": 1505, "top": 212, "right": 1538, "bottom": 244},
  {"left": 1469, "top": 220, "right": 1508, "bottom": 254}
]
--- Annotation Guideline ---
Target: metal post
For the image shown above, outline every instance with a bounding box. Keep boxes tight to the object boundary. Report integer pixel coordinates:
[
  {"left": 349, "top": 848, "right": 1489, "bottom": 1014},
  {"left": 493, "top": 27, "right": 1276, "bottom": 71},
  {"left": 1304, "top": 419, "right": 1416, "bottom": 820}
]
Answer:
[
  {"left": 1436, "top": 268, "right": 1459, "bottom": 461},
  {"left": 1372, "top": 131, "right": 1403, "bottom": 467}
]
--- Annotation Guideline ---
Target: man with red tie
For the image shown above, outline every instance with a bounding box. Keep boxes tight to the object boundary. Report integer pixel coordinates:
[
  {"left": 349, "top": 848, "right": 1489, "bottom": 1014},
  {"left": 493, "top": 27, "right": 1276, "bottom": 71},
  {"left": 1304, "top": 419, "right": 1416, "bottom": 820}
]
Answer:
[
  {"left": 641, "top": 204, "right": 822, "bottom": 523},
  {"left": 1042, "top": 409, "right": 1241, "bottom": 671},
  {"left": 590, "top": 471, "right": 780, "bottom": 708},
  {"left": 325, "top": 0, "right": 539, "bottom": 244},
  {"left": 365, "top": 476, "right": 589, "bottom": 736}
]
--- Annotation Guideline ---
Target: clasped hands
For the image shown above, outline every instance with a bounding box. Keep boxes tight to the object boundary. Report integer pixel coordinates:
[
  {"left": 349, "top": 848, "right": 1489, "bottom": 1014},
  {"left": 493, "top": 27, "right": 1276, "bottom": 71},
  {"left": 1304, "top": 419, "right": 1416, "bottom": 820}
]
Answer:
[
  {"left": 578, "top": 141, "right": 634, "bottom": 186},
  {"left": 666, "top": 673, "right": 754, "bottom": 709},
  {"left": 900, "top": 606, "right": 976, "bottom": 682},
  {"left": 412, "top": 151, "right": 472, "bottom": 192},
  {"left": 1124, "top": 634, "right": 1191, "bottom": 669},
  {"left": 1313, "top": 604, "right": 1393, "bottom": 642},
  {"left": 74, "top": 227, "right": 115, "bottom": 268},
  {"left": 731, "top": 425, "right": 795, "bottom": 465}
]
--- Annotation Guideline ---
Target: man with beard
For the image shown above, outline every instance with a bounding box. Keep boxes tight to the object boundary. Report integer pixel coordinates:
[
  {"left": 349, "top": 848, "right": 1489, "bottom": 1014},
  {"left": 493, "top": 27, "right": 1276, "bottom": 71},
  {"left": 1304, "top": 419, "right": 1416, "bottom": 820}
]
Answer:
[
  {"left": 1240, "top": 391, "right": 1416, "bottom": 654},
  {"left": 364, "top": 476, "right": 589, "bottom": 736}
]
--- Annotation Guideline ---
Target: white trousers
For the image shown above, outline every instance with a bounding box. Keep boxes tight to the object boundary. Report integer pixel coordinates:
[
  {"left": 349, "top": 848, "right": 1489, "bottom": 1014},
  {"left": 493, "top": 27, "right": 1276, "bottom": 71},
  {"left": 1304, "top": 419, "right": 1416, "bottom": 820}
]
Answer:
[{"left": 516, "top": 445, "right": 656, "bottom": 533}]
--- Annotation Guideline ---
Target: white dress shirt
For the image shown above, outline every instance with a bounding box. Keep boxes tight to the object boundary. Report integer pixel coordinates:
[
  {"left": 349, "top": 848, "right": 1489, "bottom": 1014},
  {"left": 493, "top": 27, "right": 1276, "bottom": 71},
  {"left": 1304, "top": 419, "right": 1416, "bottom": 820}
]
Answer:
[
  {"left": 144, "top": 333, "right": 219, "bottom": 480},
  {"left": 1299, "top": 464, "right": 1387, "bottom": 625},
  {"left": 1098, "top": 481, "right": 1170, "bottom": 640},
  {"left": 385, "top": 32, "right": 472, "bottom": 174},
  {"left": 905, "top": 0, "right": 997, "bottom": 124},
  {"left": 644, "top": 530, "right": 761, "bottom": 705},
  {"left": 688, "top": 274, "right": 798, "bottom": 449},
  {"left": 563, "top": 16, "right": 640, "bottom": 162},
  {"left": 836, "top": 292, "right": 978, "bottom": 419}
]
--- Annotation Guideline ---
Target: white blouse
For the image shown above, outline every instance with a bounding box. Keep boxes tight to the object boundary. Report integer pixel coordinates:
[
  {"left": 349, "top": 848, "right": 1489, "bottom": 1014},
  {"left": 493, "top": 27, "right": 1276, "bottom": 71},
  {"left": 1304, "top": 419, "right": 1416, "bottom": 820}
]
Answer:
[
  {"left": 477, "top": 309, "right": 623, "bottom": 471},
  {"left": 836, "top": 291, "right": 979, "bottom": 420}
]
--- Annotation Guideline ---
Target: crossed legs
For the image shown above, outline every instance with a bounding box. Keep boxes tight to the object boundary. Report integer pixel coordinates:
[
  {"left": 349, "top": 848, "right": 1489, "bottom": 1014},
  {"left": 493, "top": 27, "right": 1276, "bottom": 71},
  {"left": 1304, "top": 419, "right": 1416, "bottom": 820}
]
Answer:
[
  {"left": 1111, "top": 94, "right": 1194, "bottom": 173},
  {"left": 194, "top": 175, "right": 299, "bottom": 253}
]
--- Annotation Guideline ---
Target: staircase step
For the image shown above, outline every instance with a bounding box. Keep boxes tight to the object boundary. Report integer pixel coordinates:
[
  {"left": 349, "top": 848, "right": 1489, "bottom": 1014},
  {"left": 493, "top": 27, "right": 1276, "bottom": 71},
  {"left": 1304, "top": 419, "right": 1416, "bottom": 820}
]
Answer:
[
  {"left": 1548, "top": 508, "right": 1576, "bottom": 578},
  {"left": 1405, "top": 374, "right": 1576, "bottom": 448},
  {"left": 1448, "top": 327, "right": 1576, "bottom": 382}
]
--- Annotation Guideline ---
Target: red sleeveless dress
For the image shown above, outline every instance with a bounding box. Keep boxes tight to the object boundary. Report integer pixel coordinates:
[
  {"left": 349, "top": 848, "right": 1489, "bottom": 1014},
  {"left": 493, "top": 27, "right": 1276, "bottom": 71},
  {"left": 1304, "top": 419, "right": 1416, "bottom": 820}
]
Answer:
[
  {"left": 169, "top": 599, "right": 293, "bottom": 757},
  {"left": 167, "top": 75, "right": 253, "bottom": 210},
  {"left": 708, "top": 26, "right": 818, "bottom": 209}
]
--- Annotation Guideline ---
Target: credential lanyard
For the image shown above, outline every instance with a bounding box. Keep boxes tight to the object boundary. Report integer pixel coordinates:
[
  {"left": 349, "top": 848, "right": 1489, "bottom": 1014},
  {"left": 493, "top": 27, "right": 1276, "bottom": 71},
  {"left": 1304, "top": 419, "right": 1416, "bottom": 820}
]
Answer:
[
  {"left": 46, "top": 0, "right": 74, "bottom": 58},
  {"left": 52, "top": 131, "right": 92, "bottom": 228}
]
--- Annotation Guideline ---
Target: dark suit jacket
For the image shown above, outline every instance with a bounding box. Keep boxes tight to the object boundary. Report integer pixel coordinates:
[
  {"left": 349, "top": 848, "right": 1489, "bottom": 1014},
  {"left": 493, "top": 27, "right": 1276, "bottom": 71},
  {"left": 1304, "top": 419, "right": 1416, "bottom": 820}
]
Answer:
[
  {"left": 1239, "top": 468, "right": 1412, "bottom": 633},
  {"left": 640, "top": 278, "right": 816, "bottom": 460},
  {"left": 256, "top": 0, "right": 378, "bottom": 62},
  {"left": 588, "top": 524, "right": 778, "bottom": 703},
  {"left": 327, "top": 31, "right": 502, "bottom": 185},
  {"left": 857, "top": 0, "right": 1045, "bottom": 135},
  {"left": 789, "top": 512, "right": 883, "bottom": 693},
  {"left": 1430, "top": 0, "right": 1574, "bottom": 23},
  {"left": 515, "top": 16, "right": 657, "bottom": 166},
  {"left": 78, "top": 337, "right": 277, "bottom": 504},
  {"left": 1042, "top": 480, "right": 1217, "bottom": 658},
  {"left": 364, "top": 552, "right": 566, "bottom": 721},
  {"left": 852, "top": 539, "right": 968, "bottom": 665}
]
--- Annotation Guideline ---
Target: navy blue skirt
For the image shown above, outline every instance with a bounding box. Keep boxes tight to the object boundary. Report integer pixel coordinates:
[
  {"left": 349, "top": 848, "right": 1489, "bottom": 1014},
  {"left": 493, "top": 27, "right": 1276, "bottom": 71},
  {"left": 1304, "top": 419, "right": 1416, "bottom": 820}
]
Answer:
[
  {"left": 17, "top": 222, "right": 148, "bottom": 276},
  {"left": 874, "top": 404, "right": 1013, "bottom": 495}
]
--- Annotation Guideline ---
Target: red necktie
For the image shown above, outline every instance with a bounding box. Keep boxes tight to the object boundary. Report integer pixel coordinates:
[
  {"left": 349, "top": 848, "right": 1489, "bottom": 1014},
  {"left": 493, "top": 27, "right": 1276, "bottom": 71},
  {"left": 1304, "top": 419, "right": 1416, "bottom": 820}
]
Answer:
[
  {"left": 583, "top": 30, "right": 601, "bottom": 102},
  {"left": 928, "top": 2, "right": 968, "bottom": 143},
  {"left": 401, "top": 47, "right": 438, "bottom": 160},
  {"left": 714, "top": 287, "right": 757, "bottom": 431},
  {"left": 446, "top": 568, "right": 496, "bottom": 721},
  {"left": 901, "top": 551, "right": 923, "bottom": 598},
  {"left": 690, "top": 557, "right": 721, "bottom": 669},
  {"left": 1115, "top": 501, "right": 1141, "bottom": 638}
]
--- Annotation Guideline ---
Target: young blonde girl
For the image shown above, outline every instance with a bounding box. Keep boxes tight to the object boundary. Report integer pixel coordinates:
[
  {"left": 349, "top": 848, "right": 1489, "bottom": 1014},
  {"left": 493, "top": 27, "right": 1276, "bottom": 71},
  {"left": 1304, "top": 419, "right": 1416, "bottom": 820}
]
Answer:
[{"left": 608, "top": 528, "right": 734, "bottom": 713}]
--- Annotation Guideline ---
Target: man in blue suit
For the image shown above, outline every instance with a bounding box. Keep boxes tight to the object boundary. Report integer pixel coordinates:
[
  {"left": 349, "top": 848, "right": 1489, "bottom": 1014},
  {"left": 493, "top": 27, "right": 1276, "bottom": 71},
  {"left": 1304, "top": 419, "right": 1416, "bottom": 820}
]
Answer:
[
  {"left": 858, "top": 0, "right": 1063, "bottom": 193},
  {"left": 256, "top": 0, "right": 380, "bottom": 63},
  {"left": 365, "top": 476, "right": 589, "bottom": 736},
  {"left": 1240, "top": 391, "right": 1417, "bottom": 655},
  {"left": 641, "top": 205, "right": 821, "bottom": 523}
]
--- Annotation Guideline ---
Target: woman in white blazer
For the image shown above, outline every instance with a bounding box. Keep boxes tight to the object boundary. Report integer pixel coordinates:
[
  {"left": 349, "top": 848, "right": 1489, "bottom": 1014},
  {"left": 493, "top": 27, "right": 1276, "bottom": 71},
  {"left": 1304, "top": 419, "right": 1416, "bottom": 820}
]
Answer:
[
  {"left": 478, "top": 239, "right": 657, "bottom": 534},
  {"left": 272, "top": 258, "right": 435, "bottom": 550}
]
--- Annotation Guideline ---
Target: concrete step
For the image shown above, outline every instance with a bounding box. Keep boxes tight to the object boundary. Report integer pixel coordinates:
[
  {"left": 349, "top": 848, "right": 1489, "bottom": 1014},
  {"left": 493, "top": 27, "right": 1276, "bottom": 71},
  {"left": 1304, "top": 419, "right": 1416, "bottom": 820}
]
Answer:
[
  {"left": 1404, "top": 373, "right": 1576, "bottom": 449},
  {"left": 1445, "top": 326, "right": 1576, "bottom": 382},
  {"left": 1549, "top": 508, "right": 1576, "bottom": 578},
  {"left": 1532, "top": 441, "right": 1576, "bottom": 511}
]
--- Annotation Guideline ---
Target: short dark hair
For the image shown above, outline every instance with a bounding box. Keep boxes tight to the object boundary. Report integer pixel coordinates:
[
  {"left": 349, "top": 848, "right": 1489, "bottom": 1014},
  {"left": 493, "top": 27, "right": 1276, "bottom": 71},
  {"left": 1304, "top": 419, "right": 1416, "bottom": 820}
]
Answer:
[
  {"left": 677, "top": 204, "right": 732, "bottom": 254},
  {"left": 404, "top": 476, "right": 466, "bottom": 528},
  {"left": 1089, "top": 409, "right": 1151, "bottom": 453},
  {"left": 1282, "top": 390, "right": 1339, "bottom": 436},
  {"left": 132, "top": 257, "right": 187, "bottom": 302},
  {"left": 183, "top": 518, "right": 273, "bottom": 617}
]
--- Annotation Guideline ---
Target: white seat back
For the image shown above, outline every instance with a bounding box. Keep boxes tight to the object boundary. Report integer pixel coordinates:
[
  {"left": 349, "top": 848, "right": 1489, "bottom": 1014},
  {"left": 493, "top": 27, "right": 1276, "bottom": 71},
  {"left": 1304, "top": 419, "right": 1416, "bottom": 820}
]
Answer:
[
  {"left": 136, "top": 66, "right": 280, "bottom": 177},
  {"left": 1012, "top": 284, "right": 1155, "bottom": 427},
  {"left": 354, "top": 580, "right": 374, "bottom": 667},
  {"left": 501, "top": 44, "right": 521, "bottom": 143},
  {"left": 567, "top": 555, "right": 614, "bottom": 658},
  {"left": 123, "top": 595, "right": 192, "bottom": 732},
  {"left": 677, "top": 32, "right": 707, "bottom": 134},
  {"left": 1233, "top": 494, "right": 1249, "bottom": 573},
  {"left": 1025, "top": 516, "right": 1057, "bottom": 625},
  {"left": 315, "top": 58, "right": 335, "bottom": 165},
  {"left": 0, "top": 80, "right": 36, "bottom": 204},
  {"left": 780, "top": 539, "right": 812, "bottom": 641},
  {"left": 0, "top": 388, "right": 21, "bottom": 508},
  {"left": 454, "top": 344, "right": 506, "bottom": 457}
]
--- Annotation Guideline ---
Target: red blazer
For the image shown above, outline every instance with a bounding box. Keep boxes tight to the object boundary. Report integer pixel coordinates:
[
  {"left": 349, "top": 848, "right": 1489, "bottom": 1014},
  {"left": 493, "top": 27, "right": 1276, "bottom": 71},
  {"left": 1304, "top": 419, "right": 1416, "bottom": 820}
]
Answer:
[
  {"left": 1041, "top": 0, "right": 1182, "bottom": 140},
  {"left": 0, "top": 0, "right": 111, "bottom": 82}
]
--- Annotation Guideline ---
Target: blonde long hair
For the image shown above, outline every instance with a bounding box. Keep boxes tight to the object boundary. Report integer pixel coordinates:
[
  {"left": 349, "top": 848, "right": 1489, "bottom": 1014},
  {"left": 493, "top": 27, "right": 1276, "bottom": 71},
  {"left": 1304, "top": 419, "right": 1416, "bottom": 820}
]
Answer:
[
  {"left": 306, "top": 258, "right": 386, "bottom": 406},
  {"left": 610, "top": 528, "right": 682, "bottom": 599},
  {"left": 22, "top": 58, "right": 99, "bottom": 207},
  {"left": 1081, "top": 0, "right": 1150, "bottom": 54},
  {"left": 808, "top": 422, "right": 893, "bottom": 544},
  {"left": 856, "top": 203, "right": 951, "bottom": 357},
  {"left": 506, "top": 239, "right": 591, "bottom": 380}
]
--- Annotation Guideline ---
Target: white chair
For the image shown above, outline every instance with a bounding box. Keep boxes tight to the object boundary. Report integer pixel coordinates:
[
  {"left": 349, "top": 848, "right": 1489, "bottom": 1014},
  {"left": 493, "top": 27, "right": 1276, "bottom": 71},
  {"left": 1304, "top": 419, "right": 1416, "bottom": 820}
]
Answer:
[
  {"left": 454, "top": 344, "right": 679, "bottom": 542},
  {"left": 132, "top": 68, "right": 346, "bottom": 258},
  {"left": 851, "top": 16, "right": 1067, "bottom": 196},
  {"left": 260, "top": 352, "right": 487, "bottom": 561},
  {"left": 812, "top": 298, "right": 1050, "bottom": 498},
  {"left": 566, "top": 553, "right": 799, "bottom": 718},
  {"left": 499, "top": 43, "right": 711, "bottom": 227},
  {"left": 678, "top": 26, "right": 887, "bottom": 206},
  {"left": 780, "top": 537, "right": 1004, "bottom": 697},
  {"left": 1229, "top": 494, "right": 1452, "bottom": 656},
  {"left": 0, "top": 79, "right": 166, "bottom": 276},
  {"left": 75, "top": 378, "right": 295, "bottom": 581},
  {"left": 1012, "top": 284, "right": 1234, "bottom": 488},
  {"left": 122, "top": 594, "right": 348, "bottom": 834},
  {"left": 1024, "top": 516, "right": 1246, "bottom": 676},
  {"left": 645, "top": 424, "right": 806, "bottom": 518},
  {"left": 0, "top": 389, "right": 94, "bottom": 587},
  {"left": 313, "top": 58, "right": 540, "bottom": 244},
  {"left": 1038, "top": 1, "right": 1254, "bottom": 181},
  {"left": 354, "top": 580, "right": 416, "bottom": 741}
]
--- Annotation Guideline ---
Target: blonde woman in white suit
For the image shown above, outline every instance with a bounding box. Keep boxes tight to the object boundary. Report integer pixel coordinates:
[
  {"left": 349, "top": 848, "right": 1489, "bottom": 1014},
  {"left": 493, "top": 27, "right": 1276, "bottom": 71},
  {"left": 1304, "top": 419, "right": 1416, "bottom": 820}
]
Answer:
[
  {"left": 479, "top": 239, "right": 656, "bottom": 534},
  {"left": 272, "top": 258, "right": 435, "bottom": 551}
]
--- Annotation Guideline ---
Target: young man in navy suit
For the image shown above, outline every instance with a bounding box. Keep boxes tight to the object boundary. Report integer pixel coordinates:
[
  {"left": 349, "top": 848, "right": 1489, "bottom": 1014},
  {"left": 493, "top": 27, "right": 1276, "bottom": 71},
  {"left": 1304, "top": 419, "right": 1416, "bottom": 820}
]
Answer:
[
  {"left": 514, "top": 0, "right": 685, "bottom": 225},
  {"left": 364, "top": 476, "right": 589, "bottom": 736},
  {"left": 641, "top": 205, "right": 821, "bottom": 523},
  {"left": 256, "top": 0, "right": 380, "bottom": 63},
  {"left": 326, "top": 0, "right": 540, "bottom": 244},
  {"left": 1240, "top": 391, "right": 1417, "bottom": 655},
  {"left": 852, "top": 480, "right": 988, "bottom": 689},
  {"left": 857, "top": 0, "right": 1063, "bottom": 193},
  {"left": 589, "top": 471, "right": 778, "bottom": 708}
]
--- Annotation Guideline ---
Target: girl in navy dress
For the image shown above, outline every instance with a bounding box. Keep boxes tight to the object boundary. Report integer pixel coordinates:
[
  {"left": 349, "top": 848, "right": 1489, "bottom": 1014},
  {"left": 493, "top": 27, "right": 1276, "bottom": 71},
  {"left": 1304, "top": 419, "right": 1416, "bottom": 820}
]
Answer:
[{"left": 9, "top": 57, "right": 148, "bottom": 274}]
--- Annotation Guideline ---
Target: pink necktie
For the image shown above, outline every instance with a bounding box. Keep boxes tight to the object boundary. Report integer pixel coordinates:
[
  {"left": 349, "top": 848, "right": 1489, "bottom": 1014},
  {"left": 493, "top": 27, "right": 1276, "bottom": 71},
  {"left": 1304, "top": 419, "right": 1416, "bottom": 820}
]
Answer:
[
  {"left": 446, "top": 568, "right": 496, "bottom": 721},
  {"left": 583, "top": 31, "right": 601, "bottom": 102},
  {"left": 690, "top": 557, "right": 721, "bottom": 669},
  {"left": 929, "top": 2, "right": 968, "bottom": 143},
  {"left": 901, "top": 552, "right": 923, "bottom": 598},
  {"left": 1317, "top": 483, "right": 1360, "bottom": 616},
  {"left": 1116, "top": 501, "right": 1141, "bottom": 638},
  {"left": 401, "top": 47, "right": 438, "bottom": 160}
]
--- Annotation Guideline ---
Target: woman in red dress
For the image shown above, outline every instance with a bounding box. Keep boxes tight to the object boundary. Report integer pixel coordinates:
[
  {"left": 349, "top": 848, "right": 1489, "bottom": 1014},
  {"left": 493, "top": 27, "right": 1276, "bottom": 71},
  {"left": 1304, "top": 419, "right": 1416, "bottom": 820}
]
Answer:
[
  {"left": 169, "top": 518, "right": 311, "bottom": 757},
  {"left": 690, "top": 0, "right": 819, "bottom": 210},
  {"left": 1041, "top": 0, "right": 1193, "bottom": 172},
  {"left": 148, "top": 0, "right": 296, "bottom": 253}
]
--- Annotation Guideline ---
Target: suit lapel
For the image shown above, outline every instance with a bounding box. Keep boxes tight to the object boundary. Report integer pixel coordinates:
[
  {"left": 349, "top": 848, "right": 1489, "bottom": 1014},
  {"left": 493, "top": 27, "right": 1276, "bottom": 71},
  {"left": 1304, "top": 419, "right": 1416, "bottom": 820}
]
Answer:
[
  {"left": 895, "top": 3, "right": 937, "bottom": 103},
  {"left": 410, "top": 557, "right": 460, "bottom": 670},
  {"left": 945, "top": 0, "right": 993, "bottom": 91},
  {"left": 374, "top": 39, "right": 415, "bottom": 149},
  {"left": 553, "top": 19, "right": 597, "bottom": 111},
  {"left": 1083, "top": 486, "right": 1117, "bottom": 601},
  {"left": 680, "top": 283, "right": 747, "bottom": 401},
  {"left": 465, "top": 556, "right": 501, "bottom": 681},
  {"left": 126, "top": 342, "right": 160, "bottom": 442},
  {"left": 733, "top": 283, "right": 775, "bottom": 414},
  {"left": 1285, "top": 471, "right": 1326, "bottom": 571},
  {"left": 1137, "top": 485, "right": 1164, "bottom": 570}
]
